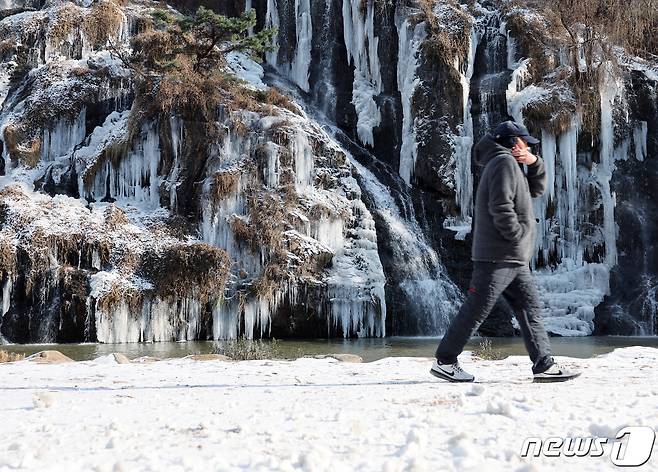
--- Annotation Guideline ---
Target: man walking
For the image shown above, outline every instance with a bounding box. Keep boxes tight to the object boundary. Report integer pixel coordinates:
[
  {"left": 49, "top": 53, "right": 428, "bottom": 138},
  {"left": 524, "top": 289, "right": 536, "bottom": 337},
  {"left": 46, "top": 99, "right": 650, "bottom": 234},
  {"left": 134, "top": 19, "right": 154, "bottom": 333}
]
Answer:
[{"left": 431, "top": 121, "right": 579, "bottom": 383}]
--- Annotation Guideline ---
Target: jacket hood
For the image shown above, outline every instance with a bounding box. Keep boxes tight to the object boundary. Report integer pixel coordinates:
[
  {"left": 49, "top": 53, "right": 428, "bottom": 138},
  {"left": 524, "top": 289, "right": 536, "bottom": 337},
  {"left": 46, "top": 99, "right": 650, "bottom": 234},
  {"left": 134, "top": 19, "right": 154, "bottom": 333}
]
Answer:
[{"left": 473, "top": 134, "right": 512, "bottom": 167}]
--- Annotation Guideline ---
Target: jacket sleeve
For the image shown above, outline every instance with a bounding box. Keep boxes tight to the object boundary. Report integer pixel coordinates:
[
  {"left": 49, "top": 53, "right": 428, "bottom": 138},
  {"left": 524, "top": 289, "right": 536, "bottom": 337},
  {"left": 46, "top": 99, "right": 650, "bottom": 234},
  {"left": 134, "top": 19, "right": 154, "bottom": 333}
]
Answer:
[
  {"left": 488, "top": 158, "right": 525, "bottom": 242},
  {"left": 527, "top": 156, "right": 547, "bottom": 198}
]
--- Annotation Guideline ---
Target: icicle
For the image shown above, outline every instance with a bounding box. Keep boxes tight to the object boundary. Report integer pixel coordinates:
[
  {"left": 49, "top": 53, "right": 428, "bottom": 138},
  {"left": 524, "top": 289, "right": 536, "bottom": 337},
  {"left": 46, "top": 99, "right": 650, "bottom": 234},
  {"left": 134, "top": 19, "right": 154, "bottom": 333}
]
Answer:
[
  {"left": 91, "top": 249, "right": 101, "bottom": 270},
  {"left": 576, "top": 39, "right": 587, "bottom": 73},
  {"left": 506, "top": 58, "right": 531, "bottom": 123},
  {"left": 639, "top": 286, "right": 657, "bottom": 335},
  {"left": 325, "top": 201, "right": 386, "bottom": 338},
  {"left": 396, "top": 16, "right": 427, "bottom": 186},
  {"left": 502, "top": 21, "right": 517, "bottom": 69},
  {"left": 453, "top": 26, "right": 478, "bottom": 223},
  {"left": 328, "top": 284, "right": 382, "bottom": 338},
  {"left": 265, "top": 0, "right": 280, "bottom": 66},
  {"left": 199, "top": 168, "right": 265, "bottom": 280},
  {"left": 598, "top": 62, "right": 619, "bottom": 267},
  {"left": 540, "top": 129, "right": 556, "bottom": 202},
  {"left": 1, "top": 276, "right": 12, "bottom": 319},
  {"left": 115, "top": 10, "right": 130, "bottom": 45},
  {"left": 242, "top": 297, "right": 273, "bottom": 339},
  {"left": 531, "top": 129, "right": 556, "bottom": 268},
  {"left": 200, "top": 174, "right": 246, "bottom": 257},
  {"left": 313, "top": 218, "right": 344, "bottom": 252},
  {"left": 1, "top": 61, "right": 13, "bottom": 111},
  {"left": 556, "top": 120, "right": 580, "bottom": 263},
  {"left": 264, "top": 143, "right": 280, "bottom": 188},
  {"left": 291, "top": 129, "right": 314, "bottom": 190},
  {"left": 263, "top": 0, "right": 312, "bottom": 91},
  {"left": 212, "top": 298, "right": 239, "bottom": 340},
  {"left": 342, "top": 0, "right": 382, "bottom": 146},
  {"left": 168, "top": 115, "right": 184, "bottom": 209},
  {"left": 633, "top": 121, "right": 647, "bottom": 162},
  {"left": 41, "top": 108, "right": 87, "bottom": 161},
  {"left": 245, "top": 0, "right": 254, "bottom": 35},
  {"left": 534, "top": 262, "right": 610, "bottom": 336},
  {"left": 528, "top": 65, "right": 625, "bottom": 336},
  {"left": 289, "top": 0, "right": 313, "bottom": 92},
  {"left": 311, "top": 0, "right": 339, "bottom": 117},
  {"left": 95, "top": 294, "right": 205, "bottom": 343},
  {"left": 88, "top": 124, "right": 162, "bottom": 208}
]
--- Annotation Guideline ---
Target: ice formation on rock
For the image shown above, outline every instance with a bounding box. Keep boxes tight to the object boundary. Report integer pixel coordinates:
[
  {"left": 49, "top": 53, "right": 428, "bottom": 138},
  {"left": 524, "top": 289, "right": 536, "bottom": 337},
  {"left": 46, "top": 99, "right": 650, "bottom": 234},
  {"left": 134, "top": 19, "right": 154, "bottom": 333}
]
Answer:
[
  {"left": 341, "top": 0, "right": 382, "bottom": 146},
  {"left": 1, "top": 0, "right": 656, "bottom": 341},
  {"left": 86, "top": 125, "right": 162, "bottom": 208},
  {"left": 396, "top": 16, "right": 427, "bottom": 186},
  {"left": 265, "top": 0, "right": 312, "bottom": 92},
  {"left": 452, "top": 25, "right": 478, "bottom": 224}
]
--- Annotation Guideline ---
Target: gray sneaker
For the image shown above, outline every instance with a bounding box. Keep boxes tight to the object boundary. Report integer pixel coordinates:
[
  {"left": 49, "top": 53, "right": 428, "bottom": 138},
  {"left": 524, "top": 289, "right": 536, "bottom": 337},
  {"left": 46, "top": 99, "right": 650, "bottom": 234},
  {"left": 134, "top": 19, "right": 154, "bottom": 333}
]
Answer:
[
  {"left": 430, "top": 359, "right": 475, "bottom": 382},
  {"left": 533, "top": 362, "right": 581, "bottom": 383}
]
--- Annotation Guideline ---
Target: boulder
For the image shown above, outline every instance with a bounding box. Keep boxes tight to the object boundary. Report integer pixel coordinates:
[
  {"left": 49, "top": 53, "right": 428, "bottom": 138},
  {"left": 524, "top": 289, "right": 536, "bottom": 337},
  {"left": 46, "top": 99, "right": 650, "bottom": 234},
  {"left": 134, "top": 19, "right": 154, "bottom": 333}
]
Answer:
[
  {"left": 111, "top": 353, "right": 131, "bottom": 364},
  {"left": 26, "top": 350, "right": 74, "bottom": 364},
  {"left": 315, "top": 354, "right": 363, "bottom": 363}
]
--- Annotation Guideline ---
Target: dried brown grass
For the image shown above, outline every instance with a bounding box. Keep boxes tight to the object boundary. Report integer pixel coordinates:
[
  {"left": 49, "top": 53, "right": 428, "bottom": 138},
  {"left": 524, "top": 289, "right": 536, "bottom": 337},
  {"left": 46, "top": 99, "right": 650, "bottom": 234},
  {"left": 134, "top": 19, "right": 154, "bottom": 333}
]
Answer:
[
  {"left": 229, "top": 117, "right": 250, "bottom": 138},
  {"left": 558, "top": 0, "right": 658, "bottom": 59},
  {"left": 504, "top": 9, "right": 558, "bottom": 81},
  {"left": 212, "top": 338, "right": 283, "bottom": 360},
  {"left": 152, "top": 72, "right": 226, "bottom": 118},
  {"left": 83, "top": 0, "right": 125, "bottom": 48},
  {"left": 0, "top": 186, "right": 26, "bottom": 201},
  {"left": 3, "top": 125, "right": 42, "bottom": 168},
  {"left": 130, "top": 27, "right": 299, "bottom": 121},
  {"left": 113, "top": 246, "right": 141, "bottom": 275},
  {"left": 0, "top": 39, "right": 14, "bottom": 57},
  {"left": 0, "top": 238, "right": 16, "bottom": 274},
  {"left": 251, "top": 88, "right": 300, "bottom": 115},
  {"left": 140, "top": 243, "right": 230, "bottom": 301},
  {"left": 96, "top": 283, "right": 144, "bottom": 314},
  {"left": 209, "top": 171, "right": 240, "bottom": 208},
  {"left": 418, "top": 0, "right": 472, "bottom": 68},
  {"left": 49, "top": 4, "right": 83, "bottom": 44},
  {"left": 71, "top": 66, "right": 90, "bottom": 77},
  {"left": 230, "top": 216, "right": 256, "bottom": 247},
  {"left": 0, "top": 350, "right": 24, "bottom": 363},
  {"left": 573, "top": 77, "right": 601, "bottom": 135},
  {"left": 92, "top": 240, "right": 112, "bottom": 268},
  {"left": 104, "top": 204, "right": 130, "bottom": 229},
  {"left": 247, "top": 192, "right": 292, "bottom": 252},
  {"left": 251, "top": 263, "right": 286, "bottom": 299},
  {"left": 228, "top": 188, "right": 297, "bottom": 259}
]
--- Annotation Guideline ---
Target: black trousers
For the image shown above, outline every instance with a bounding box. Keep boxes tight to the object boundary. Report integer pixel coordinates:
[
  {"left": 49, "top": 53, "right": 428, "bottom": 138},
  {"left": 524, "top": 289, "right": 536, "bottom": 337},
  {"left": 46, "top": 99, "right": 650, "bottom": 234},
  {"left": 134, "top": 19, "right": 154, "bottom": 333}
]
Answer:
[{"left": 435, "top": 261, "right": 553, "bottom": 374}]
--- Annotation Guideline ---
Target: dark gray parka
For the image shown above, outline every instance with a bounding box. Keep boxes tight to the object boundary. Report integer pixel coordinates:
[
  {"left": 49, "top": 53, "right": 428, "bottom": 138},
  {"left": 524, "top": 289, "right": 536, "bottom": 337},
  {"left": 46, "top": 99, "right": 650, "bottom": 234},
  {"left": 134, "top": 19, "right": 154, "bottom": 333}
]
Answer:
[{"left": 471, "top": 134, "right": 547, "bottom": 264}]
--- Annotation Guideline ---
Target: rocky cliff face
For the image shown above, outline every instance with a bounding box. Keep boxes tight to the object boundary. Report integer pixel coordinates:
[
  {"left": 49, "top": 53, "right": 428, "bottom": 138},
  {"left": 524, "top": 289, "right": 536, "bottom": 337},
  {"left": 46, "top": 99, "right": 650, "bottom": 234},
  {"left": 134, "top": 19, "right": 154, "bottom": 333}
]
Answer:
[
  {"left": 0, "top": 0, "right": 387, "bottom": 343},
  {"left": 0, "top": 0, "right": 656, "bottom": 343},
  {"left": 252, "top": 0, "right": 658, "bottom": 337}
]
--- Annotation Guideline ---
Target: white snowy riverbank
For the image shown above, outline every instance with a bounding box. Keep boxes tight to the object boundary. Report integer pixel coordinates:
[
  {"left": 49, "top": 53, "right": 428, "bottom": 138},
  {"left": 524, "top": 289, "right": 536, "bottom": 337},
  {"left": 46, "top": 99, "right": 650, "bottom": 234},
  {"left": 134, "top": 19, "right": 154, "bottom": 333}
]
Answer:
[{"left": 1, "top": 348, "right": 657, "bottom": 471}]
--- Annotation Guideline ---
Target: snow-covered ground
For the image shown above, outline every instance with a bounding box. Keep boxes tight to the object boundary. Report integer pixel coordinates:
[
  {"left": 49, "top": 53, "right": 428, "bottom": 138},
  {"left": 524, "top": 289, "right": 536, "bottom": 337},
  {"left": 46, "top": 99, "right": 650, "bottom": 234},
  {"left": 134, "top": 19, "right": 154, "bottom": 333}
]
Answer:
[{"left": 1, "top": 348, "right": 657, "bottom": 471}]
